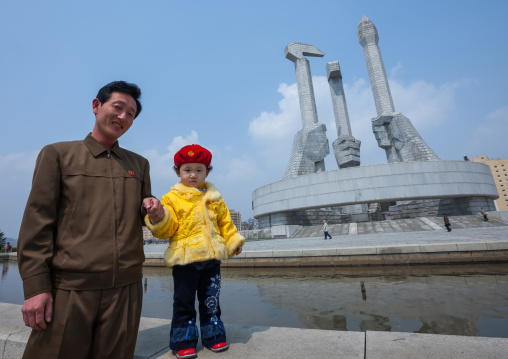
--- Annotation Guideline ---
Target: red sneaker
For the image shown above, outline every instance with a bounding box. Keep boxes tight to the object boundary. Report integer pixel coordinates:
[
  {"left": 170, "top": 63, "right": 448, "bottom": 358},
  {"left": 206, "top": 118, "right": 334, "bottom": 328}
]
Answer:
[
  {"left": 172, "top": 348, "right": 197, "bottom": 359},
  {"left": 208, "top": 342, "right": 229, "bottom": 353}
]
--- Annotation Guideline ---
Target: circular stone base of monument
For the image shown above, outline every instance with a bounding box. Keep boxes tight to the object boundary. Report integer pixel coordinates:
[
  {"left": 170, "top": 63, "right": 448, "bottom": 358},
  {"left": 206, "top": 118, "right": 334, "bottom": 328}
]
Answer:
[{"left": 253, "top": 161, "right": 498, "bottom": 229}]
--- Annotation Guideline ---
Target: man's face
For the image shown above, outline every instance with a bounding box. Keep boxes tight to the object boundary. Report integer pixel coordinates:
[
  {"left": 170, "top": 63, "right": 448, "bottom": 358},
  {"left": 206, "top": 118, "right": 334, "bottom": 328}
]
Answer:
[
  {"left": 92, "top": 92, "right": 137, "bottom": 143},
  {"left": 177, "top": 163, "right": 209, "bottom": 188}
]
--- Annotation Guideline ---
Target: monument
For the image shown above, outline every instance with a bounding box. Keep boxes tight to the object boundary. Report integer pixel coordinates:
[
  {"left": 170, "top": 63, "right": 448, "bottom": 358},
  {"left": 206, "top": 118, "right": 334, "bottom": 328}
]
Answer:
[{"left": 251, "top": 17, "right": 498, "bottom": 232}]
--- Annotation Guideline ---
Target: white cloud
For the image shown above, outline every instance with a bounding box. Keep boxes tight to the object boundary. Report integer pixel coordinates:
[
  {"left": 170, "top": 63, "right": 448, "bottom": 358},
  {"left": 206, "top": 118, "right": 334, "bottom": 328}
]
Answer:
[
  {"left": 390, "top": 79, "right": 458, "bottom": 129},
  {"left": 167, "top": 130, "right": 200, "bottom": 154},
  {"left": 390, "top": 61, "right": 404, "bottom": 78},
  {"left": 485, "top": 106, "right": 508, "bottom": 121},
  {"left": 0, "top": 151, "right": 38, "bottom": 175},
  {"left": 142, "top": 130, "right": 200, "bottom": 183},
  {"left": 217, "top": 156, "right": 261, "bottom": 182},
  {"left": 248, "top": 83, "right": 300, "bottom": 141}
]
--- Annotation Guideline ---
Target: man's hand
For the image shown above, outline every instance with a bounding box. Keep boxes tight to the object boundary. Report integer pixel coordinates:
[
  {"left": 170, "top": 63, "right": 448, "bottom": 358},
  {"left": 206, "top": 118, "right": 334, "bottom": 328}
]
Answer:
[
  {"left": 21, "top": 292, "right": 53, "bottom": 330},
  {"left": 235, "top": 245, "right": 243, "bottom": 255},
  {"left": 143, "top": 197, "right": 164, "bottom": 223}
]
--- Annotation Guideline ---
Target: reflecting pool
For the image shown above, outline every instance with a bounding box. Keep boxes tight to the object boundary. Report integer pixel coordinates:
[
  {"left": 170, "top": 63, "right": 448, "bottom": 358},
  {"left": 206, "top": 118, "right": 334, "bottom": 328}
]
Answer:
[{"left": 2, "top": 260, "right": 508, "bottom": 338}]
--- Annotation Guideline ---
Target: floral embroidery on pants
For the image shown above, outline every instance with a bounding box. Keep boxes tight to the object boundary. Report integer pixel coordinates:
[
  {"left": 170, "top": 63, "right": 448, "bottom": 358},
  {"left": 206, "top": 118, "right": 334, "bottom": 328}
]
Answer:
[
  {"left": 205, "top": 274, "right": 221, "bottom": 319},
  {"left": 201, "top": 274, "right": 226, "bottom": 340}
]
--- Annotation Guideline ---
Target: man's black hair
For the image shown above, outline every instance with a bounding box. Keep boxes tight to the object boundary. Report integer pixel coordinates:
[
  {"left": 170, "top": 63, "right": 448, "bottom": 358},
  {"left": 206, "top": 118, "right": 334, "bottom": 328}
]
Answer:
[{"left": 96, "top": 81, "right": 142, "bottom": 118}]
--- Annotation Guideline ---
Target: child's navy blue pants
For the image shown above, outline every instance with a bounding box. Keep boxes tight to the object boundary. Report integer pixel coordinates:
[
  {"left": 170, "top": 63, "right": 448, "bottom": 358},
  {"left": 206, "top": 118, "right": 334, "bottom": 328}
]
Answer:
[{"left": 169, "top": 260, "right": 227, "bottom": 351}]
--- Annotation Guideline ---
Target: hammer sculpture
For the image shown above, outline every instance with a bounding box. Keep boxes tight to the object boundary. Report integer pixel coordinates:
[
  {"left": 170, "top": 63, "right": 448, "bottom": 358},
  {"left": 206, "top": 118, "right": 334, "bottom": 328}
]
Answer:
[{"left": 283, "top": 42, "right": 330, "bottom": 180}]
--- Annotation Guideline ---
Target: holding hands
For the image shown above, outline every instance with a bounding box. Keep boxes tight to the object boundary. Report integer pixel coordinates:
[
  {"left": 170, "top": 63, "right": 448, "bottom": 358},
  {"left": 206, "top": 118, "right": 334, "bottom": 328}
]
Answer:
[{"left": 143, "top": 197, "right": 164, "bottom": 223}]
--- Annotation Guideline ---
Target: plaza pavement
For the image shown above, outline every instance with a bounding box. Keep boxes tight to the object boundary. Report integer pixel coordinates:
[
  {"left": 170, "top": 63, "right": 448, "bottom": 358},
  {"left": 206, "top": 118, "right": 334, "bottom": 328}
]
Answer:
[
  {"left": 144, "top": 217, "right": 508, "bottom": 268},
  {"left": 2, "top": 216, "right": 508, "bottom": 358},
  {"left": 1, "top": 301, "right": 507, "bottom": 359}
]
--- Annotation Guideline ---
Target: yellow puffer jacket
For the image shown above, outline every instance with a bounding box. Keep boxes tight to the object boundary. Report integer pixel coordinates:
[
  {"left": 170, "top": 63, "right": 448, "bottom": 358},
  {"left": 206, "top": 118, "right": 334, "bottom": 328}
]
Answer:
[{"left": 144, "top": 181, "right": 245, "bottom": 267}]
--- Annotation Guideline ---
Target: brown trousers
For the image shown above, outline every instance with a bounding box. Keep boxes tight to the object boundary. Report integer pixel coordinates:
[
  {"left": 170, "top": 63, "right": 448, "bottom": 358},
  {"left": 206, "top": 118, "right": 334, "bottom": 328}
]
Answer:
[{"left": 22, "top": 281, "right": 142, "bottom": 359}]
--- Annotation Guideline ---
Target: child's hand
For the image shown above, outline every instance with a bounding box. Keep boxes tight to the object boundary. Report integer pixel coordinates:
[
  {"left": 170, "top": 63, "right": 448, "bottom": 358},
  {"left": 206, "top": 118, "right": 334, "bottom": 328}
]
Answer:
[
  {"left": 143, "top": 197, "right": 164, "bottom": 223},
  {"left": 235, "top": 245, "right": 242, "bottom": 255}
]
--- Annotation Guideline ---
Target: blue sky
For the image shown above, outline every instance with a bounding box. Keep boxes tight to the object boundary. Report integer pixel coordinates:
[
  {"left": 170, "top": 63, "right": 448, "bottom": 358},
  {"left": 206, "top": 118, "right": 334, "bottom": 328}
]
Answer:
[{"left": 1, "top": 1, "right": 507, "bottom": 238}]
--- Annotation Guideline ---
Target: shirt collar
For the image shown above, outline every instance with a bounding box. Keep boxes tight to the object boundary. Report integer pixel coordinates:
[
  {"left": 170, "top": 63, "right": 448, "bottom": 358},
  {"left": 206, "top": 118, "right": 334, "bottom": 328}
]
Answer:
[{"left": 84, "top": 133, "right": 123, "bottom": 158}]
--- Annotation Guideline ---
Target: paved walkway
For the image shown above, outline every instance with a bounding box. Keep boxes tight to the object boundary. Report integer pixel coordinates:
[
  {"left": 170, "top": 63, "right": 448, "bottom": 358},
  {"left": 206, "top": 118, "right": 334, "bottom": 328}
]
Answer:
[
  {"left": 244, "top": 226, "right": 508, "bottom": 252},
  {"left": 292, "top": 214, "right": 506, "bottom": 238},
  {"left": 1, "top": 301, "right": 507, "bottom": 359}
]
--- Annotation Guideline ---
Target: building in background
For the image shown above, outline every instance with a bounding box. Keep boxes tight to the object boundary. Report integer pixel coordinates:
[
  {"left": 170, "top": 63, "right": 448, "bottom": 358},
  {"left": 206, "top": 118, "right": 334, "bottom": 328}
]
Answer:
[
  {"left": 229, "top": 209, "right": 242, "bottom": 231},
  {"left": 471, "top": 155, "right": 508, "bottom": 210},
  {"left": 142, "top": 226, "right": 152, "bottom": 242},
  {"left": 142, "top": 226, "right": 168, "bottom": 245}
]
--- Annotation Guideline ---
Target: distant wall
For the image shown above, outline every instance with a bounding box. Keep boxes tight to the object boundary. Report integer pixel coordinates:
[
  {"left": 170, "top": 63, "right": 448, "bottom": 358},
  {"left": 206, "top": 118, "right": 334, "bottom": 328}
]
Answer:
[
  {"left": 389, "top": 197, "right": 497, "bottom": 220},
  {"left": 256, "top": 209, "right": 384, "bottom": 228},
  {"left": 239, "top": 229, "right": 272, "bottom": 239},
  {"left": 489, "top": 210, "right": 508, "bottom": 223}
]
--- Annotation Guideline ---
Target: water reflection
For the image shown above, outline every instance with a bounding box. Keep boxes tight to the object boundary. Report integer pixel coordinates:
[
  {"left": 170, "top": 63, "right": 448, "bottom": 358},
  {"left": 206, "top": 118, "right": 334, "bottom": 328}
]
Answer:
[
  {"left": 141, "top": 264, "right": 508, "bottom": 338},
  {"left": 1, "top": 260, "right": 507, "bottom": 338},
  {"left": 2, "top": 261, "right": 9, "bottom": 279}
]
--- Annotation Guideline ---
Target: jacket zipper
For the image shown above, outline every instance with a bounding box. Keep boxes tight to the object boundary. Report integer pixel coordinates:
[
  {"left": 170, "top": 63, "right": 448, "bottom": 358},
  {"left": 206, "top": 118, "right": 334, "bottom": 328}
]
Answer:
[{"left": 107, "top": 149, "right": 118, "bottom": 285}]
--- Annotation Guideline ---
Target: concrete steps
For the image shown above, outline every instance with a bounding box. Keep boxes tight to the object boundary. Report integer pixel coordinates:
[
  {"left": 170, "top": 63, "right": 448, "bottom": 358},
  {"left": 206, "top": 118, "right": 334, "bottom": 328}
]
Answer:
[{"left": 292, "top": 214, "right": 507, "bottom": 238}]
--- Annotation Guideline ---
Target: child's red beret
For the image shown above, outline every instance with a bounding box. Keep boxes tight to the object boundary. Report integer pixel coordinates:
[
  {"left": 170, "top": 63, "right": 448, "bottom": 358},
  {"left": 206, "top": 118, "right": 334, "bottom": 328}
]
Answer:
[{"left": 174, "top": 144, "right": 212, "bottom": 166}]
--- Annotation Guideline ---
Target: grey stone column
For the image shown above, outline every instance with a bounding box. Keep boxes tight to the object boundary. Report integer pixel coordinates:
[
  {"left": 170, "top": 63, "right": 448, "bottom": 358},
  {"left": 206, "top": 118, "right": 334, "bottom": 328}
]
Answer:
[
  {"left": 357, "top": 16, "right": 395, "bottom": 116},
  {"left": 327, "top": 61, "right": 361, "bottom": 169}
]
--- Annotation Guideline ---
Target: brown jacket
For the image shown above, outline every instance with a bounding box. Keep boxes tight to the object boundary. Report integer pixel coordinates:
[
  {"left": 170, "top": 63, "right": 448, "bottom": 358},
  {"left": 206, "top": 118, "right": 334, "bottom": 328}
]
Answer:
[{"left": 18, "top": 134, "right": 152, "bottom": 299}]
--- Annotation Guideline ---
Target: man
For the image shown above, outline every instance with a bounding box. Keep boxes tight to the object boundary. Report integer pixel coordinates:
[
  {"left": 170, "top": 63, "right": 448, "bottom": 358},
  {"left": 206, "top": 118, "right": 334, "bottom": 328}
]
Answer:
[
  {"left": 322, "top": 220, "right": 332, "bottom": 240},
  {"left": 6, "top": 242, "right": 12, "bottom": 252},
  {"left": 17, "top": 81, "right": 164, "bottom": 359},
  {"left": 443, "top": 213, "right": 451, "bottom": 232},
  {"left": 480, "top": 208, "right": 488, "bottom": 221}
]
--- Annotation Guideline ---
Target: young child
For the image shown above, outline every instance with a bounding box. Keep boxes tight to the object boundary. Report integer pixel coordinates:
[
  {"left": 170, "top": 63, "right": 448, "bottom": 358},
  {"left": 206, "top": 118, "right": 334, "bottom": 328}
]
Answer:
[{"left": 144, "top": 144, "right": 244, "bottom": 359}]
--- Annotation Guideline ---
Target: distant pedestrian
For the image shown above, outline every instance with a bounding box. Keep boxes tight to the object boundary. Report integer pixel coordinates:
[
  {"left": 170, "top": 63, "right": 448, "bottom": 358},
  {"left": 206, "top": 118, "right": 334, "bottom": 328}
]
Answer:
[
  {"left": 322, "top": 220, "right": 332, "bottom": 239},
  {"left": 6, "top": 242, "right": 12, "bottom": 252},
  {"left": 480, "top": 208, "right": 488, "bottom": 221},
  {"left": 463, "top": 155, "right": 469, "bottom": 161},
  {"left": 443, "top": 214, "right": 451, "bottom": 232}
]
